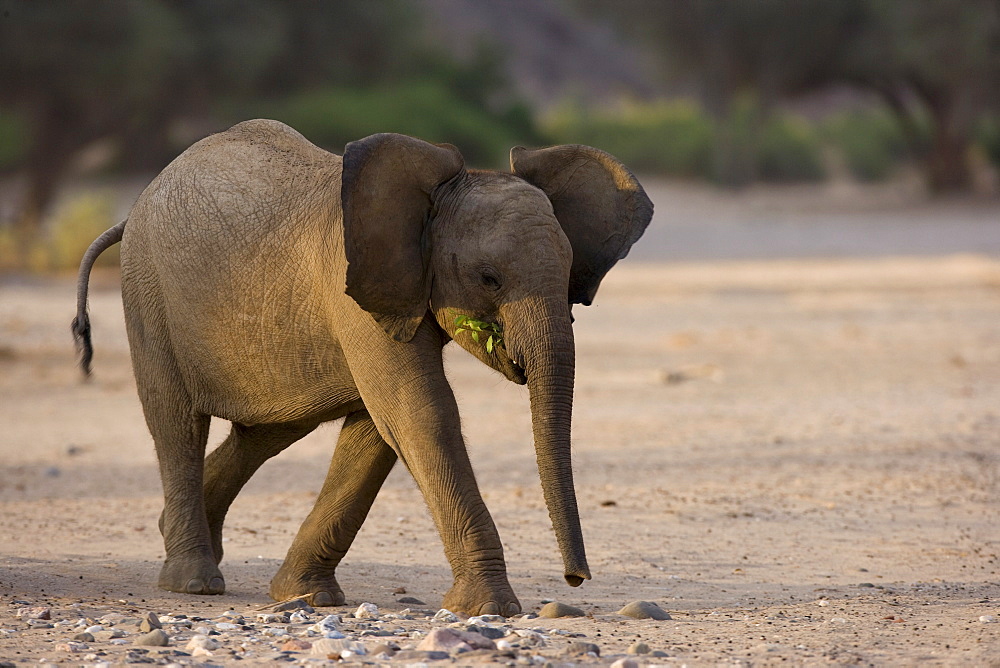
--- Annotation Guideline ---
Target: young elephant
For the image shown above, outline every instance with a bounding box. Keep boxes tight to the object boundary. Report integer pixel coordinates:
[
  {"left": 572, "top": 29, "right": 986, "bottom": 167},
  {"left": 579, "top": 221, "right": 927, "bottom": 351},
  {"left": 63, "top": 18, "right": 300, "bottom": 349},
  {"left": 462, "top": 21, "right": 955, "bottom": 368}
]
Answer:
[{"left": 73, "top": 120, "right": 652, "bottom": 616}]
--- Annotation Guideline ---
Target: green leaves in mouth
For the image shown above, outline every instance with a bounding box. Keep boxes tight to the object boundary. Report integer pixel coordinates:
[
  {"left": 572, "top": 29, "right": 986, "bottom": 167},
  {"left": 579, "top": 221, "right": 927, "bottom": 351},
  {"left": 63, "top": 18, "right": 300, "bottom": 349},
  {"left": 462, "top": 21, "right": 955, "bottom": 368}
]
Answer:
[{"left": 451, "top": 311, "right": 504, "bottom": 353}]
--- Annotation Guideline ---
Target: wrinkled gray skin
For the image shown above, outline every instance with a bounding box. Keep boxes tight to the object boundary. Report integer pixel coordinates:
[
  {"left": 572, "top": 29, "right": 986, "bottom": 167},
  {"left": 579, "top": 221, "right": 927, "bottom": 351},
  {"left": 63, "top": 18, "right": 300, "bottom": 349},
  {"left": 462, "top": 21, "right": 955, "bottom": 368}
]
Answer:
[{"left": 72, "top": 120, "right": 652, "bottom": 616}]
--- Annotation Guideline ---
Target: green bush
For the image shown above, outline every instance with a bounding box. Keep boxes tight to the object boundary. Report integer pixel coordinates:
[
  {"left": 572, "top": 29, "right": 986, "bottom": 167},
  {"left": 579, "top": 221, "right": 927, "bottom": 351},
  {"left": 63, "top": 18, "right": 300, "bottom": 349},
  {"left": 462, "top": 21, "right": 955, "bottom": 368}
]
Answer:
[
  {"left": 820, "top": 110, "right": 910, "bottom": 182},
  {"left": 543, "top": 100, "right": 714, "bottom": 178},
  {"left": 0, "top": 109, "right": 28, "bottom": 171},
  {"left": 757, "top": 114, "right": 825, "bottom": 183},
  {"left": 263, "top": 81, "right": 535, "bottom": 168},
  {"left": 544, "top": 99, "right": 824, "bottom": 183},
  {"left": 978, "top": 116, "right": 1000, "bottom": 169}
]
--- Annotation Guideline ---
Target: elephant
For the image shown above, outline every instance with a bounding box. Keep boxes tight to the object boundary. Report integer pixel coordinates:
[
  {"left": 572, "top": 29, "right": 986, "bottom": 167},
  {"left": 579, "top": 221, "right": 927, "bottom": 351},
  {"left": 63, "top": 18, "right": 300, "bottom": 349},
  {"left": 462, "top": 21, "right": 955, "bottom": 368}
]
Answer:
[{"left": 72, "top": 119, "right": 652, "bottom": 616}]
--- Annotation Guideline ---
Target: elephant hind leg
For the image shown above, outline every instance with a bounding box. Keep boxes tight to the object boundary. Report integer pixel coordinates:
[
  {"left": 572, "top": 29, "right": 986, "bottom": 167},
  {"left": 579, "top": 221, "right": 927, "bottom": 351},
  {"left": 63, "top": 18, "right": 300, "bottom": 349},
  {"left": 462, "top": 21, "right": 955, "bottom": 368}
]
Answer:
[
  {"left": 270, "top": 409, "right": 396, "bottom": 606},
  {"left": 134, "top": 360, "right": 222, "bottom": 595},
  {"left": 175, "top": 420, "right": 319, "bottom": 565}
]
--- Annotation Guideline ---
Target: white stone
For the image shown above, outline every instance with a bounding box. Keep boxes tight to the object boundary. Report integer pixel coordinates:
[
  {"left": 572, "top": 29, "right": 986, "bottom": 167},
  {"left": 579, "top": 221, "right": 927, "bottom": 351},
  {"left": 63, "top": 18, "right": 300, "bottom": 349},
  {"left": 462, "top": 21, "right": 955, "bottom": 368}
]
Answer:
[
  {"left": 185, "top": 634, "right": 220, "bottom": 651},
  {"left": 355, "top": 602, "right": 380, "bottom": 619},
  {"left": 468, "top": 614, "right": 505, "bottom": 625},
  {"left": 311, "top": 638, "right": 367, "bottom": 657},
  {"left": 308, "top": 614, "right": 342, "bottom": 634},
  {"left": 432, "top": 609, "right": 459, "bottom": 623}
]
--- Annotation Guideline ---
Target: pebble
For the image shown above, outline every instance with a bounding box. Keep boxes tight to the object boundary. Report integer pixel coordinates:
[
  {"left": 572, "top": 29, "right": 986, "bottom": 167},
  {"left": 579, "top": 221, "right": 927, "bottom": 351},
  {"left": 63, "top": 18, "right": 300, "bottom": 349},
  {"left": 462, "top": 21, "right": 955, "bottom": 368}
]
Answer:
[
  {"left": 462, "top": 622, "right": 507, "bottom": 640},
  {"left": 610, "top": 659, "right": 640, "bottom": 668},
  {"left": 355, "top": 602, "right": 380, "bottom": 619},
  {"left": 185, "top": 634, "right": 220, "bottom": 651},
  {"left": 468, "top": 614, "right": 506, "bottom": 624},
  {"left": 54, "top": 641, "right": 89, "bottom": 653},
  {"left": 139, "top": 612, "right": 161, "bottom": 632},
  {"left": 281, "top": 637, "right": 313, "bottom": 652},
  {"left": 73, "top": 632, "right": 95, "bottom": 642},
  {"left": 311, "top": 638, "right": 367, "bottom": 657},
  {"left": 539, "top": 601, "right": 585, "bottom": 618},
  {"left": 368, "top": 642, "right": 396, "bottom": 657},
  {"left": 16, "top": 606, "right": 51, "bottom": 620},
  {"left": 215, "top": 622, "right": 242, "bottom": 631},
  {"left": 307, "top": 614, "right": 345, "bottom": 638},
  {"left": 397, "top": 596, "right": 426, "bottom": 605},
  {"left": 628, "top": 641, "right": 651, "bottom": 654},
  {"left": 617, "top": 600, "right": 672, "bottom": 620},
  {"left": 256, "top": 612, "right": 287, "bottom": 624},
  {"left": 979, "top": 615, "right": 996, "bottom": 623},
  {"left": 433, "top": 608, "right": 459, "bottom": 623},
  {"left": 565, "top": 640, "right": 601, "bottom": 657},
  {"left": 133, "top": 629, "right": 169, "bottom": 647},
  {"left": 93, "top": 628, "right": 127, "bottom": 641},
  {"left": 417, "top": 627, "right": 496, "bottom": 654},
  {"left": 513, "top": 629, "right": 546, "bottom": 647},
  {"left": 394, "top": 649, "right": 449, "bottom": 661}
]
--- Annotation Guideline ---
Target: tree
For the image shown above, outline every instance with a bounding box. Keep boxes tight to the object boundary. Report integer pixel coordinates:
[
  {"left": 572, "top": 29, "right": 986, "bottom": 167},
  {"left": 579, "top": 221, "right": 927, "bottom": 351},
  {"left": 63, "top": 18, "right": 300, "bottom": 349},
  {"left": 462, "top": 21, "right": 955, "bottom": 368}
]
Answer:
[
  {"left": 573, "top": 0, "right": 858, "bottom": 185},
  {"left": 838, "top": 0, "right": 1000, "bottom": 192},
  {"left": 573, "top": 0, "right": 1000, "bottom": 192},
  {"left": 0, "top": 0, "right": 424, "bottom": 251}
]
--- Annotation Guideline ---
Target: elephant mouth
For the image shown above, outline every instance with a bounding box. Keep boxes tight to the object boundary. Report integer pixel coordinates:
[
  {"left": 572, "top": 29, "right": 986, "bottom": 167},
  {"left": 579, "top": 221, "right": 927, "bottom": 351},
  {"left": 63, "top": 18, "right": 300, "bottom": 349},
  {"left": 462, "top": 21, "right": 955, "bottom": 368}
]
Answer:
[{"left": 502, "top": 349, "right": 528, "bottom": 385}]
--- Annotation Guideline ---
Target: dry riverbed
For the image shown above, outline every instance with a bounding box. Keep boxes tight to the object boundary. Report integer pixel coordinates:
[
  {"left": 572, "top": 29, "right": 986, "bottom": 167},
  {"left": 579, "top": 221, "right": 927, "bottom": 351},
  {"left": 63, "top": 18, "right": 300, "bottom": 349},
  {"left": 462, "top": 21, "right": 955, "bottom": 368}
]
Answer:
[{"left": 1, "top": 254, "right": 999, "bottom": 665}]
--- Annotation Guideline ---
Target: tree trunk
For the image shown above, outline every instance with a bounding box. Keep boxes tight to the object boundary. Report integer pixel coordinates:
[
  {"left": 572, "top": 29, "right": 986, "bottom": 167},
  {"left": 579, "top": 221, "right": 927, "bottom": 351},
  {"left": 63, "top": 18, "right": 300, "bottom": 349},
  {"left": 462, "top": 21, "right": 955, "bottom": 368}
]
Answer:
[{"left": 925, "top": 126, "right": 972, "bottom": 193}]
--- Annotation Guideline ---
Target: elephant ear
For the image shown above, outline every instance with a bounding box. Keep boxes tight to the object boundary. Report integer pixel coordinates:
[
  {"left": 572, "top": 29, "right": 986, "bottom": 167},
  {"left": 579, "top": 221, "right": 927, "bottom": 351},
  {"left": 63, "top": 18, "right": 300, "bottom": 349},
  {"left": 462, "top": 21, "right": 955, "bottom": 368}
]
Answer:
[
  {"left": 342, "top": 133, "right": 464, "bottom": 342},
  {"left": 510, "top": 145, "right": 653, "bottom": 306}
]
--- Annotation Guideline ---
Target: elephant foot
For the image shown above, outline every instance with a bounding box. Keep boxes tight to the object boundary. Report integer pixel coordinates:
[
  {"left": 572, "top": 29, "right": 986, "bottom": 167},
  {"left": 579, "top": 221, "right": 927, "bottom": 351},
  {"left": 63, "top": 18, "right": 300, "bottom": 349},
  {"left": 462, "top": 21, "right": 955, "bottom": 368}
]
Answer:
[
  {"left": 158, "top": 509, "right": 225, "bottom": 565},
  {"left": 158, "top": 555, "right": 225, "bottom": 595},
  {"left": 269, "top": 562, "right": 346, "bottom": 607},
  {"left": 442, "top": 577, "right": 521, "bottom": 617}
]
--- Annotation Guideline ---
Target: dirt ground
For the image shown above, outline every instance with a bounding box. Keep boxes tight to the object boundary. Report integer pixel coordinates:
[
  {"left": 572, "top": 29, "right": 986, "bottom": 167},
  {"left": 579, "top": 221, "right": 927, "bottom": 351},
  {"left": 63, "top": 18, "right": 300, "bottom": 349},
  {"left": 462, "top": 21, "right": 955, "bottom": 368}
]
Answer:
[{"left": 1, "top": 218, "right": 1000, "bottom": 664}]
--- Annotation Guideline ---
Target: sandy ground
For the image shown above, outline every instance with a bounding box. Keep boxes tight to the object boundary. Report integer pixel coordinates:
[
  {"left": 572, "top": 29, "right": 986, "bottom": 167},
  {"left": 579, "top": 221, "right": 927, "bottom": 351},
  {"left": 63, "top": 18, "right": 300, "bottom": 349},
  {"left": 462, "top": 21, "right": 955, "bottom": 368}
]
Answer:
[
  {"left": 1, "top": 233, "right": 1000, "bottom": 664},
  {"left": 0, "top": 171, "right": 1000, "bottom": 666}
]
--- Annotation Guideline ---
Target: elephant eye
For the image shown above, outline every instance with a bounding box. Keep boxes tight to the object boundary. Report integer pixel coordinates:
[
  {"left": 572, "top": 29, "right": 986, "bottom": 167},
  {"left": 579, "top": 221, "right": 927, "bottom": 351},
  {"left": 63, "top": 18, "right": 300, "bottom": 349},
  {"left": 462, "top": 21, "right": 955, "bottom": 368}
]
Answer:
[{"left": 479, "top": 268, "right": 502, "bottom": 291}]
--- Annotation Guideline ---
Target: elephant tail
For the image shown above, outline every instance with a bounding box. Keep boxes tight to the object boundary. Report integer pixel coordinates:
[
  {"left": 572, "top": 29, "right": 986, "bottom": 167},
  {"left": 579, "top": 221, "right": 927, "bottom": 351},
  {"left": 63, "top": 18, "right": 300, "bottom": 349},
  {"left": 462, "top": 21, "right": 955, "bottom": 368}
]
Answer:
[{"left": 72, "top": 218, "right": 127, "bottom": 378}]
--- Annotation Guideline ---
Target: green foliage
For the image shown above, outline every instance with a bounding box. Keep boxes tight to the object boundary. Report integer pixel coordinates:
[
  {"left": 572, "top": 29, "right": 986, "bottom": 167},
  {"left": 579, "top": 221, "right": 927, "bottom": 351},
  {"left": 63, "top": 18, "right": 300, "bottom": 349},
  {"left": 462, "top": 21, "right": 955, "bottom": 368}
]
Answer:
[
  {"left": 820, "top": 110, "right": 913, "bottom": 182},
  {"left": 452, "top": 311, "right": 504, "bottom": 354},
  {"left": 0, "top": 109, "right": 27, "bottom": 170},
  {"left": 266, "top": 81, "right": 534, "bottom": 168},
  {"left": 544, "top": 98, "right": 824, "bottom": 183},
  {"left": 978, "top": 116, "right": 1000, "bottom": 168},
  {"left": 757, "top": 114, "right": 825, "bottom": 183},
  {"left": 544, "top": 100, "right": 713, "bottom": 177}
]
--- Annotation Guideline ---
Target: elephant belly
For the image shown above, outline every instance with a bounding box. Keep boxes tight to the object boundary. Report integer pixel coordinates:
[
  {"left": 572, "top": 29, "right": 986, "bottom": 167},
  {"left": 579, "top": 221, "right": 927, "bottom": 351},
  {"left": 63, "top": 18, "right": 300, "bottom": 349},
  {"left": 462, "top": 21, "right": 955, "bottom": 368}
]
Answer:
[{"left": 185, "top": 332, "right": 362, "bottom": 426}]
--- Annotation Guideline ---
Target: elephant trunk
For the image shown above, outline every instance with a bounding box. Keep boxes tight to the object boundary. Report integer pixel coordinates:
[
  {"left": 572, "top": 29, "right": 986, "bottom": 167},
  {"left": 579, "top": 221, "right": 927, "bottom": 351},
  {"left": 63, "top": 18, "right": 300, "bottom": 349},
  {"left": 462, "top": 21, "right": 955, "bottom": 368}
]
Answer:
[{"left": 505, "top": 297, "right": 591, "bottom": 586}]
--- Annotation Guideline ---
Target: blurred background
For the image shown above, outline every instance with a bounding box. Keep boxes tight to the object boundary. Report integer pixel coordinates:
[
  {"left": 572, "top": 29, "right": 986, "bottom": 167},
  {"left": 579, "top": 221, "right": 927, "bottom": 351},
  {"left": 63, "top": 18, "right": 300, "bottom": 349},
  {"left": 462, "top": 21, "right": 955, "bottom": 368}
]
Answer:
[{"left": 1, "top": 0, "right": 999, "bottom": 272}]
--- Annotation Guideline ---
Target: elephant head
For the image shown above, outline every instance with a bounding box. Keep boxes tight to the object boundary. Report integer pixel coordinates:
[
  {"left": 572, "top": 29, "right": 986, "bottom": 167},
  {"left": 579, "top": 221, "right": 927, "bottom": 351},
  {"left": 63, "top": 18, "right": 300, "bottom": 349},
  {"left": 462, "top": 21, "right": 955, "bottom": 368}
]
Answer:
[{"left": 341, "top": 133, "right": 653, "bottom": 587}]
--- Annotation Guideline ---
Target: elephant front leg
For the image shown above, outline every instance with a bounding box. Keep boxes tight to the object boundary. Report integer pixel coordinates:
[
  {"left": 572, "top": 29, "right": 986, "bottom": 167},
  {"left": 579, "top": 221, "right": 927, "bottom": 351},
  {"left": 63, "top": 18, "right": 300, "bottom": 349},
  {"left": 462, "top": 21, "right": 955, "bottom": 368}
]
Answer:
[
  {"left": 270, "top": 410, "right": 397, "bottom": 606},
  {"left": 371, "top": 397, "right": 521, "bottom": 616}
]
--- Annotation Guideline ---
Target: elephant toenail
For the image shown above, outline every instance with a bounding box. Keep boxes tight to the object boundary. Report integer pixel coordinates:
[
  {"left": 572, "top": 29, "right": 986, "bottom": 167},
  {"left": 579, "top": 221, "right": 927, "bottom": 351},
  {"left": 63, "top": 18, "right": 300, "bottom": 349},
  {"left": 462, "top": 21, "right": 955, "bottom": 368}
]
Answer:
[
  {"left": 312, "top": 591, "right": 335, "bottom": 607},
  {"left": 505, "top": 602, "right": 522, "bottom": 616},
  {"left": 185, "top": 577, "right": 205, "bottom": 594},
  {"left": 209, "top": 577, "right": 225, "bottom": 593},
  {"left": 479, "top": 602, "right": 501, "bottom": 615}
]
